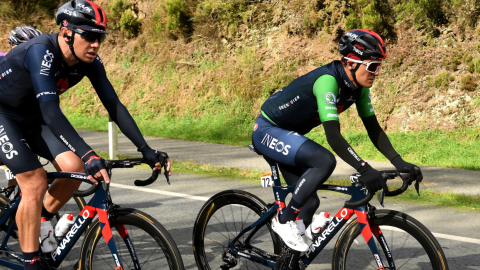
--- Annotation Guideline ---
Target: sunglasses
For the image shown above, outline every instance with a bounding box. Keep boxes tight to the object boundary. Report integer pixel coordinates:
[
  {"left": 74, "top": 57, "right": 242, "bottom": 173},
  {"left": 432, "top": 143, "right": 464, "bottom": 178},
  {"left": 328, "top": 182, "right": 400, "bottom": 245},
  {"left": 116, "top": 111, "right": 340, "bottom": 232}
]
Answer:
[
  {"left": 73, "top": 29, "right": 106, "bottom": 44},
  {"left": 344, "top": 57, "right": 383, "bottom": 74}
]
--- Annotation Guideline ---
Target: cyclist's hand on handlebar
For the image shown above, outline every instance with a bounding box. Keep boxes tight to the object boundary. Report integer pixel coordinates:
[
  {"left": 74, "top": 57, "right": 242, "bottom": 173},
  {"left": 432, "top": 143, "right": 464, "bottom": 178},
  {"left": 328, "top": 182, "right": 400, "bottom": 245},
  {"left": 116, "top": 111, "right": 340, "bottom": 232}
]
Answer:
[
  {"left": 358, "top": 163, "right": 388, "bottom": 194},
  {"left": 140, "top": 145, "right": 172, "bottom": 176},
  {"left": 82, "top": 151, "right": 110, "bottom": 184},
  {"left": 391, "top": 155, "right": 423, "bottom": 184}
]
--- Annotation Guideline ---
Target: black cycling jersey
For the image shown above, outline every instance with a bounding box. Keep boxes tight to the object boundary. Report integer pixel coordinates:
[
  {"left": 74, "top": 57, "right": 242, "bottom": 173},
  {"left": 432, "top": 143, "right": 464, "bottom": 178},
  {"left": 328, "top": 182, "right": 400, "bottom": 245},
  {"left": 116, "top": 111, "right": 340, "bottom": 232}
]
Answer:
[
  {"left": 0, "top": 33, "right": 147, "bottom": 167},
  {"left": 261, "top": 61, "right": 374, "bottom": 135}
]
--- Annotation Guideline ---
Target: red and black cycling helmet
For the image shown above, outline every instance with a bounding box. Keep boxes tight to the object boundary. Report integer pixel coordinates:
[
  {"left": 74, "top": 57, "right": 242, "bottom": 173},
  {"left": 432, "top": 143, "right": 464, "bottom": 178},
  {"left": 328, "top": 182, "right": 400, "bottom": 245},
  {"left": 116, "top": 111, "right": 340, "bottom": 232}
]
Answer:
[
  {"left": 339, "top": 29, "right": 387, "bottom": 60},
  {"left": 55, "top": 0, "right": 108, "bottom": 34}
]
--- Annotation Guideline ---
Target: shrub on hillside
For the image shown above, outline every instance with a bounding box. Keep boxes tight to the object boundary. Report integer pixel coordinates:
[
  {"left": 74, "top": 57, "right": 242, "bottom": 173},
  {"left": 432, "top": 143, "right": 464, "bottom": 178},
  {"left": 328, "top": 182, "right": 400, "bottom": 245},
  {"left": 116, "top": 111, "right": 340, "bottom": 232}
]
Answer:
[
  {"left": 461, "top": 75, "right": 476, "bottom": 91},
  {"left": 1, "top": 0, "right": 62, "bottom": 24},
  {"left": 120, "top": 10, "right": 141, "bottom": 38},
  {"left": 109, "top": 0, "right": 142, "bottom": 38},
  {"left": 394, "top": 0, "right": 447, "bottom": 35}
]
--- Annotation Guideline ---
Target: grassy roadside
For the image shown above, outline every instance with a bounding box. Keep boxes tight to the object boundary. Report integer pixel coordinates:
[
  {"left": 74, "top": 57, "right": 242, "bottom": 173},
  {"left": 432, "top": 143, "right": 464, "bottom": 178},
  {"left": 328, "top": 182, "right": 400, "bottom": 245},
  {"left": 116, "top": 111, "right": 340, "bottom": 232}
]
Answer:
[
  {"left": 95, "top": 151, "right": 480, "bottom": 210},
  {"left": 70, "top": 114, "right": 480, "bottom": 170}
]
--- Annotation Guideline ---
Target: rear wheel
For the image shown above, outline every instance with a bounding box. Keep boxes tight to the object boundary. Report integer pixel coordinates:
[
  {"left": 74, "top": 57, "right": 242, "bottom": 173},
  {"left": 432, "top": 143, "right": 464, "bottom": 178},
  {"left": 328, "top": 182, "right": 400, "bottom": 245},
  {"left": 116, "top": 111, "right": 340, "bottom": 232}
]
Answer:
[{"left": 332, "top": 209, "right": 449, "bottom": 270}]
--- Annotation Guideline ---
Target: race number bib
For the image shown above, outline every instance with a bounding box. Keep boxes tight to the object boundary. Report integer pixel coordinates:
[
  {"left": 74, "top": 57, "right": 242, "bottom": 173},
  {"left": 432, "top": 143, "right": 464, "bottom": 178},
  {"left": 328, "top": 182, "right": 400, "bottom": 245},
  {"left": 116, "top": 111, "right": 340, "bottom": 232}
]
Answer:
[
  {"left": 4, "top": 166, "right": 15, "bottom": 180},
  {"left": 260, "top": 173, "right": 273, "bottom": 187}
]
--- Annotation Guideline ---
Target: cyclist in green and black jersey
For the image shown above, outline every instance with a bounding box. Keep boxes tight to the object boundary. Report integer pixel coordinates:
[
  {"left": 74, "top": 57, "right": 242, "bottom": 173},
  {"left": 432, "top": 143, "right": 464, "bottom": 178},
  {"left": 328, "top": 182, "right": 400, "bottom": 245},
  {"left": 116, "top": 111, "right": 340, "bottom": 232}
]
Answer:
[{"left": 252, "top": 29, "right": 422, "bottom": 252}]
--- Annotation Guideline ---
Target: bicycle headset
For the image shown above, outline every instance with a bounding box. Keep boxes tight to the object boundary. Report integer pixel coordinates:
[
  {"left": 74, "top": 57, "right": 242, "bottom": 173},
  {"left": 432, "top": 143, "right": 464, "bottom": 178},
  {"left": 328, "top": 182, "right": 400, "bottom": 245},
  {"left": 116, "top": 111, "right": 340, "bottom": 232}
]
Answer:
[
  {"left": 8, "top": 26, "right": 43, "bottom": 47},
  {"left": 338, "top": 29, "right": 387, "bottom": 87},
  {"left": 55, "top": 0, "right": 108, "bottom": 62}
]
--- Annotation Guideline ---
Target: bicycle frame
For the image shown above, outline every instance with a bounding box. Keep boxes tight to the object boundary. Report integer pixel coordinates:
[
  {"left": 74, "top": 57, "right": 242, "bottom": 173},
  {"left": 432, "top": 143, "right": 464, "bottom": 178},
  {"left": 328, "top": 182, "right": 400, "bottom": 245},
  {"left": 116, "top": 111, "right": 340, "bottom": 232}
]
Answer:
[
  {"left": 227, "top": 158, "right": 395, "bottom": 269},
  {"left": 0, "top": 171, "right": 137, "bottom": 270}
]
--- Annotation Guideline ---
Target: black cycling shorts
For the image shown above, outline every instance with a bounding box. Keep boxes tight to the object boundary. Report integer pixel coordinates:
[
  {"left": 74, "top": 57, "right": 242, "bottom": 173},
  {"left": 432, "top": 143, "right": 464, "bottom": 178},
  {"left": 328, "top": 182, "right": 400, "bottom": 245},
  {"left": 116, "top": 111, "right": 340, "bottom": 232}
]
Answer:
[{"left": 0, "top": 114, "right": 69, "bottom": 175}]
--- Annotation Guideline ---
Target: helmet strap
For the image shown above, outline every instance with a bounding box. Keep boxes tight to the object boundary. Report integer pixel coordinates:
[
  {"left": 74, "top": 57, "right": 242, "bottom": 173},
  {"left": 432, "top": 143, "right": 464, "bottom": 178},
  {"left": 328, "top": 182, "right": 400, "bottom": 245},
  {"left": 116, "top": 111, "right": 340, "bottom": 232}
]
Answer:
[
  {"left": 64, "top": 27, "right": 84, "bottom": 63},
  {"left": 350, "top": 63, "right": 361, "bottom": 89}
]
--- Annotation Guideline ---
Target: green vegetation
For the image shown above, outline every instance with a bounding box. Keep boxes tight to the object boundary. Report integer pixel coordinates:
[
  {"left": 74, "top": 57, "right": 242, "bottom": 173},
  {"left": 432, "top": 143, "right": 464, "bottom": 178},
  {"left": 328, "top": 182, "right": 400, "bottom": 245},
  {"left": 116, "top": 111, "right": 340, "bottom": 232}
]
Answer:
[{"left": 69, "top": 114, "right": 480, "bottom": 171}]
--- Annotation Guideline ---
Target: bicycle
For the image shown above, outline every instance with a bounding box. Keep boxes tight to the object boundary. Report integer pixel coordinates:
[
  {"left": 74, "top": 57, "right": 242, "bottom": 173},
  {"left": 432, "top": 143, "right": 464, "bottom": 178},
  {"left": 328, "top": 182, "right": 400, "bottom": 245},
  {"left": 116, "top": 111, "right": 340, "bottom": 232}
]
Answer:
[
  {"left": 0, "top": 156, "right": 185, "bottom": 270},
  {"left": 192, "top": 147, "right": 449, "bottom": 270}
]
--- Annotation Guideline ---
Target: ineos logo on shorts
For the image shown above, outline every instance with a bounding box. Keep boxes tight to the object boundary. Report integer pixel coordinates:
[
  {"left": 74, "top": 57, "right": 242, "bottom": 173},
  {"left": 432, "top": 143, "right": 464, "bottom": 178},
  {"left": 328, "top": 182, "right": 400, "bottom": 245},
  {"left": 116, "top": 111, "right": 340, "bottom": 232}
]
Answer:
[
  {"left": 40, "top": 50, "right": 54, "bottom": 76},
  {"left": 261, "top": 133, "right": 291, "bottom": 155},
  {"left": 0, "top": 126, "right": 18, "bottom": 160}
]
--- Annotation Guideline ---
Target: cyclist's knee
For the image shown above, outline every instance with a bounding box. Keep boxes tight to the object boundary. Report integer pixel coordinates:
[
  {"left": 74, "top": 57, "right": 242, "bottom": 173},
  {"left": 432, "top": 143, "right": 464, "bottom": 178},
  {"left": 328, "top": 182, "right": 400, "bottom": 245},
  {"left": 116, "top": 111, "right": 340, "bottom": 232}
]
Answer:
[
  {"left": 15, "top": 168, "right": 48, "bottom": 199},
  {"left": 54, "top": 151, "right": 84, "bottom": 173}
]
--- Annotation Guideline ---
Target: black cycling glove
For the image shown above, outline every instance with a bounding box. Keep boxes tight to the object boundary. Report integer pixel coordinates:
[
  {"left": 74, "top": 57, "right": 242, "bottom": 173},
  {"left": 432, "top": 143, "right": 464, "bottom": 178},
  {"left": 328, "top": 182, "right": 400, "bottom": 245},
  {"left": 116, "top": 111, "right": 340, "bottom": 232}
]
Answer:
[
  {"left": 391, "top": 155, "right": 423, "bottom": 183},
  {"left": 358, "top": 163, "right": 388, "bottom": 194},
  {"left": 138, "top": 145, "right": 169, "bottom": 166},
  {"left": 82, "top": 151, "right": 106, "bottom": 179}
]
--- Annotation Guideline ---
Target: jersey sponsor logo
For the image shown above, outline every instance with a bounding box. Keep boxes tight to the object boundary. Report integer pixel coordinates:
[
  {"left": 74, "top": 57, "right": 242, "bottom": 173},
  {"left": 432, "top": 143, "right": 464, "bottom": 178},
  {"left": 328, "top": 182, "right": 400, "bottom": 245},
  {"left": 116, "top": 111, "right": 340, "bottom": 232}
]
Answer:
[
  {"left": 60, "top": 135, "right": 76, "bottom": 153},
  {"left": 368, "top": 92, "right": 371, "bottom": 100},
  {"left": 0, "top": 126, "right": 19, "bottom": 160},
  {"left": 253, "top": 123, "right": 258, "bottom": 131},
  {"left": 96, "top": 55, "right": 103, "bottom": 65},
  {"left": 0, "top": 69, "right": 12, "bottom": 80},
  {"left": 40, "top": 50, "right": 54, "bottom": 76},
  {"left": 347, "top": 147, "right": 361, "bottom": 161},
  {"left": 287, "top": 131, "right": 300, "bottom": 136},
  {"left": 324, "top": 92, "right": 336, "bottom": 105},
  {"left": 327, "top": 113, "right": 338, "bottom": 118},
  {"left": 325, "top": 106, "right": 336, "bottom": 110},
  {"left": 370, "top": 108, "right": 374, "bottom": 112},
  {"left": 261, "top": 133, "right": 291, "bottom": 155},
  {"left": 278, "top": 95, "right": 300, "bottom": 110},
  {"left": 36, "top": 91, "right": 56, "bottom": 98}
]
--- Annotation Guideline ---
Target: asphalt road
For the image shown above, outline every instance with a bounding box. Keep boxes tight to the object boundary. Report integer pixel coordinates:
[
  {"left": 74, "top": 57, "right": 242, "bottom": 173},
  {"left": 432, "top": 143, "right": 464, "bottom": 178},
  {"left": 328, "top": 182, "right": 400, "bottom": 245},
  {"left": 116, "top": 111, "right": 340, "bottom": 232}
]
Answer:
[{"left": 60, "top": 166, "right": 480, "bottom": 270}]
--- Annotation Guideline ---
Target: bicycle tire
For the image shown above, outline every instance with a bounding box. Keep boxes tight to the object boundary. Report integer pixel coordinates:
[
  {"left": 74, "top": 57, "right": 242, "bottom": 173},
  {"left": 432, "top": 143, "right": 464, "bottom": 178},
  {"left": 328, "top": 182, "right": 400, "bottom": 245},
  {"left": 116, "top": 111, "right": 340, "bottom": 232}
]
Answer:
[
  {"left": 332, "top": 209, "right": 449, "bottom": 270},
  {"left": 193, "top": 190, "right": 283, "bottom": 270},
  {"left": 79, "top": 207, "right": 184, "bottom": 270}
]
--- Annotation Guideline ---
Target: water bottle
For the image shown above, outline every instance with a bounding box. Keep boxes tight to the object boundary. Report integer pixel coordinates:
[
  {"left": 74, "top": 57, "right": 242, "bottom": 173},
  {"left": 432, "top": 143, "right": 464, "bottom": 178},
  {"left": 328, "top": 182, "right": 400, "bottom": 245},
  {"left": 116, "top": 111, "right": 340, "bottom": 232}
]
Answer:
[
  {"left": 305, "top": 212, "right": 331, "bottom": 240},
  {"left": 39, "top": 218, "right": 56, "bottom": 253},
  {"left": 55, "top": 214, "right": 75, "bottom": 237}
]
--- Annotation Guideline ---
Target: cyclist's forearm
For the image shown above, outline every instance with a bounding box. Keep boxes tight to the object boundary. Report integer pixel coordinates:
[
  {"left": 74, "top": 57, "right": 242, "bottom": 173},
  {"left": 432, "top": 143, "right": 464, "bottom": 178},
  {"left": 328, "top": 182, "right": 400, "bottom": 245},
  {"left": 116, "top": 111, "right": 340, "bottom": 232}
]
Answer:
[
  {"left": 361, "top": 115, "right": 399, "bottom": 161},
  {"left": 323, "top": 120, "right": 365, "bottom": 170},
  {"left": 103, "top": 98, "right": 147, "bottom": 149},
  {"left": 39, "top": 100, "right": 92, "bottom": 158}
]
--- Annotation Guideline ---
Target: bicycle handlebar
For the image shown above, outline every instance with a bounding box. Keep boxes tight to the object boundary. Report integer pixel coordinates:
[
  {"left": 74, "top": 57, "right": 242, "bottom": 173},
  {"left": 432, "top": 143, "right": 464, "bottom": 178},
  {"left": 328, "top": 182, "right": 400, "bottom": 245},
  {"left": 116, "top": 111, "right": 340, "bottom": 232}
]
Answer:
[
  {"left": 344, "top": 169, "right": 421, "bottom": 208},
  {"left": 73, "top": 154, "right": 169, "bottom": 197}
]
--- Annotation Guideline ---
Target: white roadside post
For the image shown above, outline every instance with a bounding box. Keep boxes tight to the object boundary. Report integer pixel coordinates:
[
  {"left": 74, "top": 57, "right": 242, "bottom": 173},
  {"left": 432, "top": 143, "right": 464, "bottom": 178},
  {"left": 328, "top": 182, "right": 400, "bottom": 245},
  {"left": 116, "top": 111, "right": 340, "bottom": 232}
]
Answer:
[{"left": 109, "top": 116, "right": 118, "bottom": 159}]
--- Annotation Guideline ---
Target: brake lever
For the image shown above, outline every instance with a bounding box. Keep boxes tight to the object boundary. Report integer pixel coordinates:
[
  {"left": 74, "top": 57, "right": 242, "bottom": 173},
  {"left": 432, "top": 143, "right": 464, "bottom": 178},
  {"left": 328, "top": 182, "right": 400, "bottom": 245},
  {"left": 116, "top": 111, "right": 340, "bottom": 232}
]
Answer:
[
  {"left": 377, "top": 190, "right": 385, "bottom": 207},
  {"left": 415, "top": 180, "right": 420, "bottom": 196},
  {"left": 164, "top": 163, "right": 170, "bottom": 185}
]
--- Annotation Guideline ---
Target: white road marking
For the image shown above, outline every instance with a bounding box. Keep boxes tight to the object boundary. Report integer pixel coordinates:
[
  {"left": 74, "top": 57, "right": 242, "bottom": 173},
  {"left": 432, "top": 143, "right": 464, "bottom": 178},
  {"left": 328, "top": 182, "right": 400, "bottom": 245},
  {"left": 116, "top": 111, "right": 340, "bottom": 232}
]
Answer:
[{"left": 115, "top": 183, "right": 480, "bottom": 245}]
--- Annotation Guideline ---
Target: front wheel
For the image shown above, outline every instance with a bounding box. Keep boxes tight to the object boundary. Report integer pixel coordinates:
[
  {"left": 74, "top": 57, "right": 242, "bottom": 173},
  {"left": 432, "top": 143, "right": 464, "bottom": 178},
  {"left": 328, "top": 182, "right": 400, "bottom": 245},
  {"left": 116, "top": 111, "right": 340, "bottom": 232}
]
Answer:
[
  {"left": 332, "top": 209, "right": 448, "bottom": 270},
  {"left": 193, "top": 190, "right": 283, "bottom": 270},
  {"left": 80, "top": 208, "right": 184, "bottom": 270}
]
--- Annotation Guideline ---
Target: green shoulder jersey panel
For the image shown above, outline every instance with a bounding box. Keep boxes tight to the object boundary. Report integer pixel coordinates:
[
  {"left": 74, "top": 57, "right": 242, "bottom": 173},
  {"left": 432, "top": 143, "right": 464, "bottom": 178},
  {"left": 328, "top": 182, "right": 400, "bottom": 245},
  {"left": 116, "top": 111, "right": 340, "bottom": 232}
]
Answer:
[
  {"left": 356, "top": 87, "right": 375, "bottom": 118},
  {"left": 313, "top": 75, "right": 340, "bottom": 122}
]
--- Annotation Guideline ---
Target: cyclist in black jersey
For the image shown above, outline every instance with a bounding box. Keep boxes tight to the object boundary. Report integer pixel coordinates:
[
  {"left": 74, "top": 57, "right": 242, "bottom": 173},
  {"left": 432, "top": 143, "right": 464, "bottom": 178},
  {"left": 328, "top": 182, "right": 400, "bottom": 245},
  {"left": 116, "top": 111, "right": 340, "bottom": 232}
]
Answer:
[
  {"left": 0, "top": 1, "right": 171, "bottom": 269},
  {"left": 252, "top": 29, "right": 422, "bottom": 252}
]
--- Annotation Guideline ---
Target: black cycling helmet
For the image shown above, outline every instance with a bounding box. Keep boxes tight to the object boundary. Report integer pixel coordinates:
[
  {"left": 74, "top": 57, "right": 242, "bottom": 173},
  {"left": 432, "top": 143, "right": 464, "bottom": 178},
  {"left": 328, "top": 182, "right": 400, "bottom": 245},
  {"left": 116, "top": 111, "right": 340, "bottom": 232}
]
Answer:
[
  {"left": 55, "top": 0, "right": 108, "bottom": 62},
  {"left": 8, "top": 26, "right": 43, "bottom": 46},
  {"left": 339, "top": 29, "right": 387, "bottom": 60},
  {"left": 55, "top": 0, "right": 108, "bottom": 34}
]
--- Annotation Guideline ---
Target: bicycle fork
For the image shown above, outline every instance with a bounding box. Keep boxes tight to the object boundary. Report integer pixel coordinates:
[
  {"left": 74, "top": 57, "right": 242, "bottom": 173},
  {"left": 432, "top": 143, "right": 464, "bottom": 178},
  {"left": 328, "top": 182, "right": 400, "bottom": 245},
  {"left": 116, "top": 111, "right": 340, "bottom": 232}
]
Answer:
[{"left": 356, "top": 209, "right": 394, "bottom": 270}]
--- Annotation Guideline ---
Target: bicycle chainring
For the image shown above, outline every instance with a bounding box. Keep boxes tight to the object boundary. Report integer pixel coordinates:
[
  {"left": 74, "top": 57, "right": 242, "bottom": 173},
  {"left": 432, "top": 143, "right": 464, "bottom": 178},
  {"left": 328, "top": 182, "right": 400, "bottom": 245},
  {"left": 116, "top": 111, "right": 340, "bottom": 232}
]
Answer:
[{"left": 274, "top": 253, "right": 305, "bottom": 270}]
